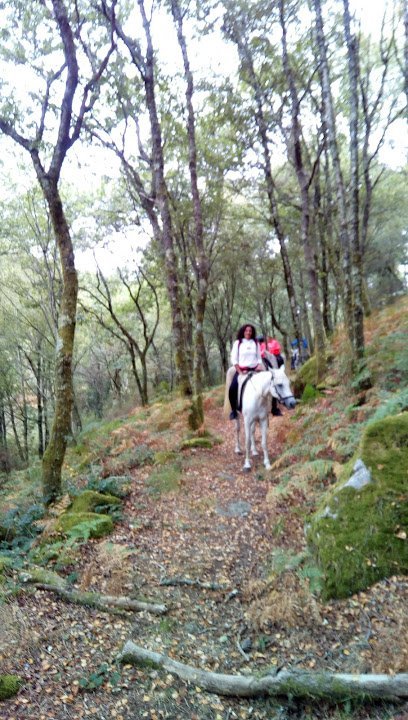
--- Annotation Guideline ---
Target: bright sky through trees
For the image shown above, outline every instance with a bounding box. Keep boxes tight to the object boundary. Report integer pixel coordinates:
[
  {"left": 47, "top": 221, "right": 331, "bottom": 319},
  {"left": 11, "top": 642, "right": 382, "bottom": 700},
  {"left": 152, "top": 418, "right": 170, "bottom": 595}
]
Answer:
[{"left": 0, "top": 0, "right": 405, "bottom": 275}]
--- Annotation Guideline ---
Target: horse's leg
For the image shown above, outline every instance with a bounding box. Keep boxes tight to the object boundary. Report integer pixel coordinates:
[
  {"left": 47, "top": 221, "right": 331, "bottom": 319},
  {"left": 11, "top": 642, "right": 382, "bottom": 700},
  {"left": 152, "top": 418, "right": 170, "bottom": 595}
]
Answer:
[
  {"left": 260, "top": 417, "right": 271, "bottom": 470},
  {"left": 250, "top": 421, "right": 258, "bottom": 457},
  {"left": 243, "top": 416, "right": 253, "bottom": 471},
  {"left": 235, "top": 415, "right": 242, "bottom": 455}
]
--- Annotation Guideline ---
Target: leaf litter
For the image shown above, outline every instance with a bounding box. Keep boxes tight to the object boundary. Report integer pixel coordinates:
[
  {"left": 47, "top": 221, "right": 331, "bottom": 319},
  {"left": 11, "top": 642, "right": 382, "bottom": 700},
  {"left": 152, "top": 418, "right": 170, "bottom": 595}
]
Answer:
[{"left": 0, "top": 384, "right": 407, "bottom": 720}]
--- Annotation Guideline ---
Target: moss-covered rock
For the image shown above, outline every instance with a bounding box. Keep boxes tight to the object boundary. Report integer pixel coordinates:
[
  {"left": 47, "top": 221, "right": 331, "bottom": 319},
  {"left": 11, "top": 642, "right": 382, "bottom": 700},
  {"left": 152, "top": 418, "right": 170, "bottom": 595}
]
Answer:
[
  {"left": 56, "top": 512, "right": 113, "bottom": 538},
  {"left": 154, "top": 451, "right": 178, "bottom": 465},
  {"left": 180, "top": 437, "right": 214, "bottom": 449},
  {"left": 0, "top": 674, "right": 22, "bottom": 700},
  {"left": 69, "top": 490, "right": 121, "bottom": 514},
  {"left": 307, "top": 412, "right": 408, "bottom": 599},
  {"left": 292, "top": 356, "right": 317, "bottom": 397}
]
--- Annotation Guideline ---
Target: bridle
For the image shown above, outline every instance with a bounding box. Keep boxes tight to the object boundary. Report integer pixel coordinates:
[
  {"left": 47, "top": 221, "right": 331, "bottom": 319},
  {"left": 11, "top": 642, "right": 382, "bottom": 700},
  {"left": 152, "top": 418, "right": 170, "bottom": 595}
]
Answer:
[{"left": 268, "top": 368, "right": 295, "bottom": 403}]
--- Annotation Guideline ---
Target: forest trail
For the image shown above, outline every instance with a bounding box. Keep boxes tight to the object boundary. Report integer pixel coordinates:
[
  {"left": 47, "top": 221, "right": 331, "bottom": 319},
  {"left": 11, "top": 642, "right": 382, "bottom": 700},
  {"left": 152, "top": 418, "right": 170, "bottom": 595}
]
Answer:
[{"left": 1, "top": 392, "right": 407, "bottom": 720}]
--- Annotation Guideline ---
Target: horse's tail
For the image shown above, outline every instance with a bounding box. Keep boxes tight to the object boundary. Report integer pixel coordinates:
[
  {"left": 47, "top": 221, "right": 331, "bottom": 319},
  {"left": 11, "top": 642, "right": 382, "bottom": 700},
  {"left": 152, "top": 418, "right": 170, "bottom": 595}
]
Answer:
[{"left": 223, "top": 366, "right": 235, "bottom": 416}]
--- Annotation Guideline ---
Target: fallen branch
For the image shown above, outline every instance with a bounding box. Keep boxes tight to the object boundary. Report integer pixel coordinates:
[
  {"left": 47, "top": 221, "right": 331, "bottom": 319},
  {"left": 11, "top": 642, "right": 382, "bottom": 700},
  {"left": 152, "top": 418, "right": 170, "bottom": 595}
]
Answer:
[
  {"left": 20, "top": 571, "right": 167, "bottom": 615},
  {"left": 159, "top": 576, "right": 228, "bottom": 591},
  {"left": 118, "top": 641, "right": 408, "bottom": 701}
]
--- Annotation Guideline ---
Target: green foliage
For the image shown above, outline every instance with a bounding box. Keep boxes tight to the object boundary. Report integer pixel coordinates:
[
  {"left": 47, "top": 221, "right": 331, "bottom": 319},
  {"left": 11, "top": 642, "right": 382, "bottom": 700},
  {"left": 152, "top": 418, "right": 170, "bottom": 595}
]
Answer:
[
  {"left": 329, "top": 424, "right": 364, "bottom": 461},
  {"left": 109, "top": 444, "right": 155, "bottom": 470},
  {"left": 268, "top": 549, "right": 324, "bottom": 595},
  {"left": 145, "top": 463, "right": 182, "bottom": 496},
  {"left": 351, "top": 361, "right": 372, "bottom": 392},
  {"left": 369, "top": 388, "right": 408, "bottom": 423},
  {"left": 384, "top": 348, "right": 408, "bottom": 391},
  {"left": 28, "top": 539, "right": 81, "bottom": 569},
  {"left": 78, "top": 663, "right": 121, "bottom": 693},
  {"left": 301, "top": 383, "right": 321, "bottom": 403},
  {"left": 269, "top": 548, "right": 306, "bottom": 574},
  {"left": 0, "top": 555, "right": 13, "bottom": 575},
  {"left": 56, "top": 513, "right": 113, "bottom": 539},
  {"left": 85, "top": 475, "right": 133, "bottom": 498},
  {"left": 154, "top": 451, "right": 178, "bottom": 465},
  {"left": 307, "top": 413, "right": 408, "bottom": 598},
  {"left": 0, "top": 503, "right": 44, "bottom": 541}
]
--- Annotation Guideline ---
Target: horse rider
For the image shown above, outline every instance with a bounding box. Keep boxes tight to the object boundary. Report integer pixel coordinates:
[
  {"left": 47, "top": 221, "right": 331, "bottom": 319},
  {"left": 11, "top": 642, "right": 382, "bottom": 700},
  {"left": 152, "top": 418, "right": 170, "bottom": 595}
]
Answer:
[
  {"left": 229, "top": 324, "right": 263, "bottom": 420},
  {"left": 257, "top": 335, "right": 285, "bottom": 416}
]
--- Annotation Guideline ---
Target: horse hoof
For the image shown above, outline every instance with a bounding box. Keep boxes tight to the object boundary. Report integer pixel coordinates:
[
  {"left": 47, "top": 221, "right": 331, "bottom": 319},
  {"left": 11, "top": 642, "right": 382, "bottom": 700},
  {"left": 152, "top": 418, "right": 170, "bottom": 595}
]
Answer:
[
  {"left": 243, "top": 466, "right": 251, "bottom": 473},
  {"left": 264, "top": 464, "right": 272, "bottom": 471},
  {"left": 235, "top": 449, "right": 243, "bottom": 455}
]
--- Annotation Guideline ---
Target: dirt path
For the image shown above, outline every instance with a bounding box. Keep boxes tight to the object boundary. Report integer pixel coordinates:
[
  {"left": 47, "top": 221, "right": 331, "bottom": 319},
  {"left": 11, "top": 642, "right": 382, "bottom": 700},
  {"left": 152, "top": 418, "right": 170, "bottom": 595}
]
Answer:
[{"left": 1, "top": 400, "right": 407, "bottom": 720}]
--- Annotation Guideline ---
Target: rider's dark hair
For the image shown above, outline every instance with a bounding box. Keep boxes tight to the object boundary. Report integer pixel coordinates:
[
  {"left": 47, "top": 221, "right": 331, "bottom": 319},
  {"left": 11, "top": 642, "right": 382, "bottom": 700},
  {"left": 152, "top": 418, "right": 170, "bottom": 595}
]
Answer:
[{"left": 237, "top": 324, "right": 257, "bottom": 341}]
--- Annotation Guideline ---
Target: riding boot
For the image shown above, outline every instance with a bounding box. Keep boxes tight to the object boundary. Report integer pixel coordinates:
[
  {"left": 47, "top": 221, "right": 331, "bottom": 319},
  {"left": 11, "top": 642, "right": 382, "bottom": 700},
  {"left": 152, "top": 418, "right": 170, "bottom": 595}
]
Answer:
[{"left": 229, "top": 372, "right": 239, "bottom": 420}]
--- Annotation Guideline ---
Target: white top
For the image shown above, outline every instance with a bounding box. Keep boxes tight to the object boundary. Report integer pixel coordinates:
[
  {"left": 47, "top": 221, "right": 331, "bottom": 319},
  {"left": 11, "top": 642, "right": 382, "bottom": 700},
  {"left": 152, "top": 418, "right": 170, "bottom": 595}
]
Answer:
[{"left": 231, "top": 339, "right": 262, "bottom": 368}]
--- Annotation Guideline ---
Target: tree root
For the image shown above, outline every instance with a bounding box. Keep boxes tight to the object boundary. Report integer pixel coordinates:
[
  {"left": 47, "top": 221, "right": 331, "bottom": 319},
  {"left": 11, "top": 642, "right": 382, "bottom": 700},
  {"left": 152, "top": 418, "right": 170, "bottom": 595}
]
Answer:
[{"left": 118, "top": 641, "right": 408, "bottom": 701}]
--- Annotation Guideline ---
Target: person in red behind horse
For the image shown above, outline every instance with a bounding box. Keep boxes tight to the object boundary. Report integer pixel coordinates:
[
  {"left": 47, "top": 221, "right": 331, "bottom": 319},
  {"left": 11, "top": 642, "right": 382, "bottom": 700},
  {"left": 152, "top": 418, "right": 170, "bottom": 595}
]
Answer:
[{"left": 257, "top": 336, "right": 285, "bottom": 416}]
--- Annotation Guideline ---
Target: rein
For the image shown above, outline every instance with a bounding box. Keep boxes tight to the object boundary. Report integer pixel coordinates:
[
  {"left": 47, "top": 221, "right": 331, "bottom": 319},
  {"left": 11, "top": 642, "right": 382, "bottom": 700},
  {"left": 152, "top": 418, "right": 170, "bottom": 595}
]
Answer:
[
  {"left": 247, "top": 370, "right": 294, "bottom": 404},
  {"left": 268, "top": 369, "right": 295, "bottom": 403}
]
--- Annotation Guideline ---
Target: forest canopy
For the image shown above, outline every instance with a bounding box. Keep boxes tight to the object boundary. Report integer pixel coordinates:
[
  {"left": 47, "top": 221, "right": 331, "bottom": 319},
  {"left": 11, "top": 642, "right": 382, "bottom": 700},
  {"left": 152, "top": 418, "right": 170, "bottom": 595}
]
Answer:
[{"left": 0, "top": 0, "right": 406, "bottom": 494}]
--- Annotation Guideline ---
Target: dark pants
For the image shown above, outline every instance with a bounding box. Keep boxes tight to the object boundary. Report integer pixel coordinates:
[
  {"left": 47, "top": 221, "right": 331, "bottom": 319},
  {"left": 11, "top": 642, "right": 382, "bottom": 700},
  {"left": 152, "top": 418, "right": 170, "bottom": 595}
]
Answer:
[
  {"left": 229, "top": 372, "right": 239, "bottom": 412},
  {"left": 263, "top": 355, "right": 284, "bottom": 414},
  {"left": 229, "top": 369, "right": 257, "bottom": 411}
]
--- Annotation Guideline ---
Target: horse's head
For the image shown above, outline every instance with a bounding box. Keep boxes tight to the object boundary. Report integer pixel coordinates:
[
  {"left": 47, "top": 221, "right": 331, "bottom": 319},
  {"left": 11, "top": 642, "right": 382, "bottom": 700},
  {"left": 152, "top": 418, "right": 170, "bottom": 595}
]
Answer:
[{"left": 270, "top": 367, "right": 296, "bottom": 409}]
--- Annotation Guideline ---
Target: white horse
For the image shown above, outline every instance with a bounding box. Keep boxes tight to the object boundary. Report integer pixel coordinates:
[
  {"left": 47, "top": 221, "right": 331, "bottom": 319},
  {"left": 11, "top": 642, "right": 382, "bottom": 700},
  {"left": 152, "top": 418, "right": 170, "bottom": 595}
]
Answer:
[{"left": 224, "top": 367, "right": 296, "bottom": 472}]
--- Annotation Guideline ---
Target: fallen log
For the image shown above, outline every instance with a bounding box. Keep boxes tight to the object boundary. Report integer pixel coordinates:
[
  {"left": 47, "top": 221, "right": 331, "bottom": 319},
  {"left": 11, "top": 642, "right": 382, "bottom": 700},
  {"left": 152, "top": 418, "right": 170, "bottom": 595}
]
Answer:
[
  {"left": 159, "top": 576, "right": 228, "bottom": 591},
  {"left": 19, "top": 571, "right": 167, "bottom": 615},
  {"left": 118, "top": 641, "right": 408, "bottom": 701}
]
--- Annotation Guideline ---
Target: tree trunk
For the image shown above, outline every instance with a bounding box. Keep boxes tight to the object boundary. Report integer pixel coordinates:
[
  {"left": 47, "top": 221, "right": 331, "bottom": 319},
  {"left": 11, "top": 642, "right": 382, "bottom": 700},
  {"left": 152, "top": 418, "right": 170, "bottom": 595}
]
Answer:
[
  {"left": 343, "top": 0, "right": 365, "bottom": 360},
  {"left": 137, "top": 0, "right": 191, "bottom": 396},
  {"left": 313, "top": 160, "right": 333, "bottom": 336},
  {"left": 40, "top": 185, "right": 78, "bottom": 504},
  {"left": 0, "top": 0, "right": 113, "bottom": 502},
  {"left": 171, "top": 0, "right": 210, "bottom": 428},
  {"left": 0, "top": 400, "right": 10, "bottom": 473},
  {"left": 279, "top": 0, "right": 326, "bottom": 380},
  {"left": 36, "top": 349, "right": 45, "bottom": 458},
  {"left": 17, "top": 346, "right": 29, "bottom": 463},
  {"left": 223, "top": 12, "right": 302, "bottom": 344},
  {"left": 313, "top": 0, "right": 354, "bottom": 352},
  {"left": 119, "top": 642, "right": 408, "bottom": 701},
  {"left": 404, "top": 0, "right": 408, "bottom": 121},
  {"left": 7, "top": 399, "right": 25, "bottom": 464}
]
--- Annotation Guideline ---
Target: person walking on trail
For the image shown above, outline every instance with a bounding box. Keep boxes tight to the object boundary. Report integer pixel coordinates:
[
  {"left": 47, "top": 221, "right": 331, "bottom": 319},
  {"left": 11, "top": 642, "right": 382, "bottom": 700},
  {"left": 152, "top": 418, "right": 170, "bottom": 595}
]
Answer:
[
  {"left": 257, "top": 336, "right": 285, "bottom": 416},
  {"left": 228, "top": 324, "right": 263, "bottom": 420}
]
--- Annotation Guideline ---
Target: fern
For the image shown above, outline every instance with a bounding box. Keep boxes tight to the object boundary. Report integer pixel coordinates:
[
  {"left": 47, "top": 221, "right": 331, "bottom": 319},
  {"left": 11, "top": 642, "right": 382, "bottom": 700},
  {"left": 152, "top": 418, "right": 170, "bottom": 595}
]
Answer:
[{"left": 66, "top": 519, "right": 106, "bottom": 542}]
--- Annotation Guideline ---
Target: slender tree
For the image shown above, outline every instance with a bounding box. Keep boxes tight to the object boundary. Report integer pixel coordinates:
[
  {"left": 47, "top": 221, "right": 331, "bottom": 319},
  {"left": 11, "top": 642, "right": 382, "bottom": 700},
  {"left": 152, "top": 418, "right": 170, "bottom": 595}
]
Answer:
[
  {"left": 170, "top": 0, "right": 210, "bottom": 427},
  {"left": 278, "top": 0, "right": 326, "bottom": 379},
  {"left": 102, "top": 0, "right": 192, "bottom": 397},
  {"left": 0, "top": 0, "right": 114, "bottom": 502},
  {"left": 223, "top": 5, "right": 303, "bottom": 346}
]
